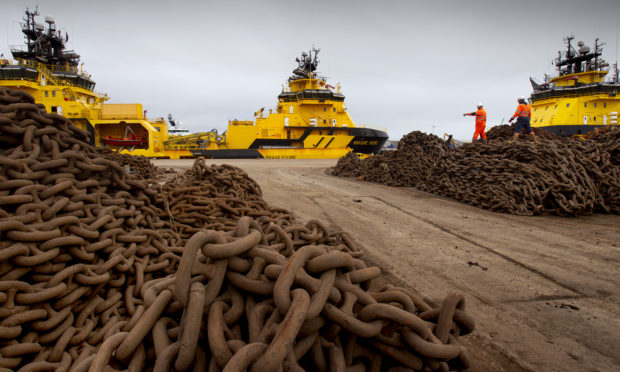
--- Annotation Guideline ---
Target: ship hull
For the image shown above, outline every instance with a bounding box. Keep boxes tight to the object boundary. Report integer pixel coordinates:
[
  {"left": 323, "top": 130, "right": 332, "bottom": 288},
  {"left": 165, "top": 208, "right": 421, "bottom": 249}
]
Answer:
[
  {"left": 347, "top": 127, "right": 389, "bottom": 153},
  {"left": 190, "top": 127, "right": 388, "bottom": 159},
  {"left": 536, "top": 124, "right": 617, "bottom": 137}
]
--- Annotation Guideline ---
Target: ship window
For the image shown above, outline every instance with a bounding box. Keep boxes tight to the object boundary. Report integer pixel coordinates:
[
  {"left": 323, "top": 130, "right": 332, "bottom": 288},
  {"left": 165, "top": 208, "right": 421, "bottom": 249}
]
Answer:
[
  {"left": 566, "top": 103, "right": 570, "bottom": 107},
  {"left": 593, "top": 103, "right": 597, "bottom": 108},
  {"left": 45, "top": 91, "right": 49, "bottom": 97},
  {"left": 593, "top": 117, "right": 597, "bottom": 122},
  {"left": 545, "top": 106, "right": 548, "bottom": 110},
  {"left": 51, "top": 106, "right": 57, "bottom": 113},
  {"left": 323, "top": 120, "right": 326, "bottom": 124},
  {"left": 323, "top": 107, "right": 326, "bottom": 112},
  {"left": 333, "top": 108, "right": 336, "bottom": 112},
  {"left": 534, "top": 108, "right": 537, "bottom": 111},
  {"left": 289, "top": 106, "right": 293, "bottom": 114},
  {"left": 603, "top": 103, "right": 607, "bottom": 108},
  {"left": 52, "top": 91, "right": 56, "bottom": 97},
  {"left": 554, "top": 105, "right": 558, "bottom": 108},
  {"left": 584, "top": 103, "right": 587, "bottom": 107}
]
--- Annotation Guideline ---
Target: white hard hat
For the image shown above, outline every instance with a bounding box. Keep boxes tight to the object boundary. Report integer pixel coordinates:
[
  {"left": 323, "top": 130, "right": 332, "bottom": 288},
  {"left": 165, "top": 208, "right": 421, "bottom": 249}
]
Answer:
[
  {"left": 477, "top": 102, "right": 483, "bottom": 107},
  {"left": 518, "top": 96, "right": 526, "bottom": 101}
]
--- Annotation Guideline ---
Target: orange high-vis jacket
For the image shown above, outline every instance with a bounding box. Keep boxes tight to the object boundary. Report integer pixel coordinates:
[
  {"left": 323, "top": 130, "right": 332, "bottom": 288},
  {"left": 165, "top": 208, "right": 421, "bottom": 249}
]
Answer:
[
  {"left": 466, "top": 109, "right": 487, "bottom": 126},
  {"left": 511, "top": 103, "right": 531, "bottom": 120}
]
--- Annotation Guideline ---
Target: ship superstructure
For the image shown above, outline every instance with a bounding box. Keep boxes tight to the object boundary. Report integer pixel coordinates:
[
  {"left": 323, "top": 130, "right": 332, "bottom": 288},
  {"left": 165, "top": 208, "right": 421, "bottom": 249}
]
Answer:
[
  {"left": 529, "top": 36, "right": 619, "bottom": 136},
  {"left": 190, "top": 48, "right": 388, "bottom": 159}
]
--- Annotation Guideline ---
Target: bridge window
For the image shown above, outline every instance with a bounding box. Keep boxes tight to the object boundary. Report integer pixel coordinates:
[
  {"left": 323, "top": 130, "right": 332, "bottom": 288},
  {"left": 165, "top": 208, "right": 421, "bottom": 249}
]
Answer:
[
  {"left": 545, "top": 106, "right": 548, "bottom": 110},
  {"left": 45, "top": 91, "right": 49, "bottom": 97},
  {"left": 604, "top": 103, "right": 607, "bottom": 108},
  {"left": 566, "top": 103, "right": 570, "bottom": 107},
  {"left": 52, "top": 91, "right": 56, "bottom": 97},
  {"left": 594, "top": 103, "right": 597, "bottom": 108},
  {"left": 584, "top": 103, "right": 587, "bottom": 107},
  {"left": 333, "top": 108, "right": 336, "bottom": 112},
  {"left": 323, "top": 107, "right": 326, "bottom": 112}
]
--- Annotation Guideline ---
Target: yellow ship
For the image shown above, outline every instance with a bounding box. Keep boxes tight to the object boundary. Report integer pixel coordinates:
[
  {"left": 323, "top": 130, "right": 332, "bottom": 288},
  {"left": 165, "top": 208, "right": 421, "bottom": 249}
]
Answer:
[
  {"left": 1, "top": 8, "right": 387, "bottom": 159},
  {"left": 530, "top": 36, "right": 619, "bottom": 136},
  {"left": 0, "top": 7, "right": 192, "bottom": 159},
  {"left": 188, "top": 47, "right": 388, "bottom": 159}
]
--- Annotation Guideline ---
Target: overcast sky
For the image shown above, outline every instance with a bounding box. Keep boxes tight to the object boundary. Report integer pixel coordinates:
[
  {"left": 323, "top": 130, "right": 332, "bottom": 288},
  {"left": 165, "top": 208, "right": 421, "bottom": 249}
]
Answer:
[{"left": 2, "top": 0, "right": 619, "bottom": 140}]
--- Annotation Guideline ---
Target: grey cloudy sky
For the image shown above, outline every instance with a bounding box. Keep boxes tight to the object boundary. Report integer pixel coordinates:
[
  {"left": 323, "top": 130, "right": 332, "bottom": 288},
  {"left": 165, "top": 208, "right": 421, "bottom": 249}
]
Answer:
[{"left": 2, "top": 0, "right": 619, "bottom": 140}]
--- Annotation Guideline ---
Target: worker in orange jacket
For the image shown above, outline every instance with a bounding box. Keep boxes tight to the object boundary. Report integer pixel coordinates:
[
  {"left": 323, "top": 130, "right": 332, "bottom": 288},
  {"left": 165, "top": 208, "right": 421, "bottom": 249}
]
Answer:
[
  {"left": 508, "top": 96, "right": 537, "bottom": 142},
  {"left": 463, "top": 103, "right": 487, "bottom": 143}
]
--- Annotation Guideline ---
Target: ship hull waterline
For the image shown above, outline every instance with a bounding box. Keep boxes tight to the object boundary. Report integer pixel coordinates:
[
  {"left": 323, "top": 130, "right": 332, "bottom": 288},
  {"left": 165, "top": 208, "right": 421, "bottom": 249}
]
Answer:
[{"left": 190, "top": 127, "right": 388, "bottom": 159}]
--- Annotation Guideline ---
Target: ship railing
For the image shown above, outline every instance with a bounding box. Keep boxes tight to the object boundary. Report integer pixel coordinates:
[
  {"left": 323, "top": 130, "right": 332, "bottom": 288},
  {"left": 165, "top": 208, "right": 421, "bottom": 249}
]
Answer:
[
  {"left": 13, "top": 57, "right": 91, "bottom": 80},
  {"left": 35, "top": 62, "right": 62, "bottom": 86},
  {"left": 531, "top": 84, "right": 619, "bottom": 101}
]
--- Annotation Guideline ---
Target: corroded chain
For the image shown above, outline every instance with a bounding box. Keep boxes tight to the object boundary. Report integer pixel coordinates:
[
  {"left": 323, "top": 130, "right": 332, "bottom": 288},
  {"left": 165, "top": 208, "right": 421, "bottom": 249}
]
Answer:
[
  {"left": 1, "top": 86, "right": 474, "bottom": 371},
  {"left": 333, "top": 129, "right": 620, "bottom": 216}
]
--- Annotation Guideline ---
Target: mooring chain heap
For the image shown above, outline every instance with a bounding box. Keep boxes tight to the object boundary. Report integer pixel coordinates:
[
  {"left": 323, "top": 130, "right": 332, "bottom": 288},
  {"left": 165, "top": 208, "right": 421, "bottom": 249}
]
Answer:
[
  {"left": 333, "top": 132, "right": 449, "bottom": 188},
  {"left": 95, "top": 148, "right": 164, "bottom": 180},
  {"left": 0, "top": 87, "right": 181, "bottom": 370},
  {"left": 485, "top": 124, "right": 560, "bottom": 142},
  {"left": 154, "top": 157, "right": 295, "bottom": 240},
  {"left": 0, "top": 86, "right": 475, "bottom": 371},
  {"left": 332, "top": 129, "right": 620, "bottom": 216}
]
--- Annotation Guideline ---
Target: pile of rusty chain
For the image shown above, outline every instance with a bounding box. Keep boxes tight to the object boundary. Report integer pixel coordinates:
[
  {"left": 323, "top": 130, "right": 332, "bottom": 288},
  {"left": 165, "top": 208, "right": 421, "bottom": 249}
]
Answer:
[
  {"left": 332, "top": 132, "right": 449, "bottom": 188},
  {"left": 586, "top": 126, "right": 620, "bottom": 165},
  {"left": 332, "top": 129, "right": 620, "bottom": 216},
  {"left": 485, "top": 124, "right": 560, "bottom": 141},
  {"left": 0, "top": 86, "right": 475, "bottom": 371},
  {"left": 153, "top": 158, "right": 295, "bottom": 240},
  {"left": 332, "top": 152, "right": 363, "bottom": 178},
  {"left": 95, "top": 148, "right": 163, "bottom": 180},
  {"left": 421, "top": 139, "right": 620, "bottom": 215}
]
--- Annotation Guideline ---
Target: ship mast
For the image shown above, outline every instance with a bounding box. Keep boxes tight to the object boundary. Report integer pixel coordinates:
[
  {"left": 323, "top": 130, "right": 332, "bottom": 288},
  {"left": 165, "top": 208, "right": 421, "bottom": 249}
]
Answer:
[
  {"left": 12, "top": 7, "right": 80, "bottom": 68},
  {"left": 555, "top": 35, "right": 607, "bottom": 76}
]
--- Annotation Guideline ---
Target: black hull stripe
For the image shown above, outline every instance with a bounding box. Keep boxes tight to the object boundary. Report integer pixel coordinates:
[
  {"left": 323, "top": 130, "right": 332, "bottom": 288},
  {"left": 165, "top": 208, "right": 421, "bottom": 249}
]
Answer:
[
  {"left": 535, "top": 124, "right": 618, "bottom": 137},
  {"left": 190, "top": 149, "right": 264, "bottom": 159}
]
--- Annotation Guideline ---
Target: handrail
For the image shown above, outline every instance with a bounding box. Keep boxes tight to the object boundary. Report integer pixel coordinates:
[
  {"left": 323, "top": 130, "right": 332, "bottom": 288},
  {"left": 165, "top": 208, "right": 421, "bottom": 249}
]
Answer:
[
  {"left": 14, "top": 58, "right": 90, "bottom": 77},
  {"left": 36, "top": 62, "right": 61, "bottom": 86}
]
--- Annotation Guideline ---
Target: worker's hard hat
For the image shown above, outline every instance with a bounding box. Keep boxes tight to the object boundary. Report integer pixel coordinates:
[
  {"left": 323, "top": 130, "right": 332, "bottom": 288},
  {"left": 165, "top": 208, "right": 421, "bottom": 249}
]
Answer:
[
  {"left": 518, "top": 96, "right": 526, "bottom": 101},
  {"left": 477, "top": 102, "right": 483, "bottom": 107}
]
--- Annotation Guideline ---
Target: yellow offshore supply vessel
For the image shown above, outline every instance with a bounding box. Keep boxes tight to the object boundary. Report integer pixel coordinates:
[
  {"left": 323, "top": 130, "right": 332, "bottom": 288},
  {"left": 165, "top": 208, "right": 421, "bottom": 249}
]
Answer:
[
  {"left": 1, "top": 8, "right": 388, "bottom": 159},
  {"left": 529, "top": 36, "right": 619, "bottom": 136},
  {"left": 0, "top": 7, "right": 192, "bottom": 159},
  {"left": 188, "top": 47, "right": 388, "bottom": 159}
]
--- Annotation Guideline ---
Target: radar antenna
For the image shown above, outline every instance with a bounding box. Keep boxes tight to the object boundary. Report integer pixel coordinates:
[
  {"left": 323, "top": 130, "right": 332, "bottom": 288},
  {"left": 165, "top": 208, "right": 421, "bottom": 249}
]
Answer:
[{"left": 168, "top": 114, "right": 178, "bottom": 127}]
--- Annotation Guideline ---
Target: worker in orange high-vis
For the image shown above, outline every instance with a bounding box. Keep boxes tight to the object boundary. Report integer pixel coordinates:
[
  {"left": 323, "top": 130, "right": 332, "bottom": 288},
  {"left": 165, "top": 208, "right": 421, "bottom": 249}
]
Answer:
[
  {"left": 508, "top": 96, "right": 538, "bottom": 142},
  {"left": 463, "top": 103, "right": 487, "bottom": 143}
]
